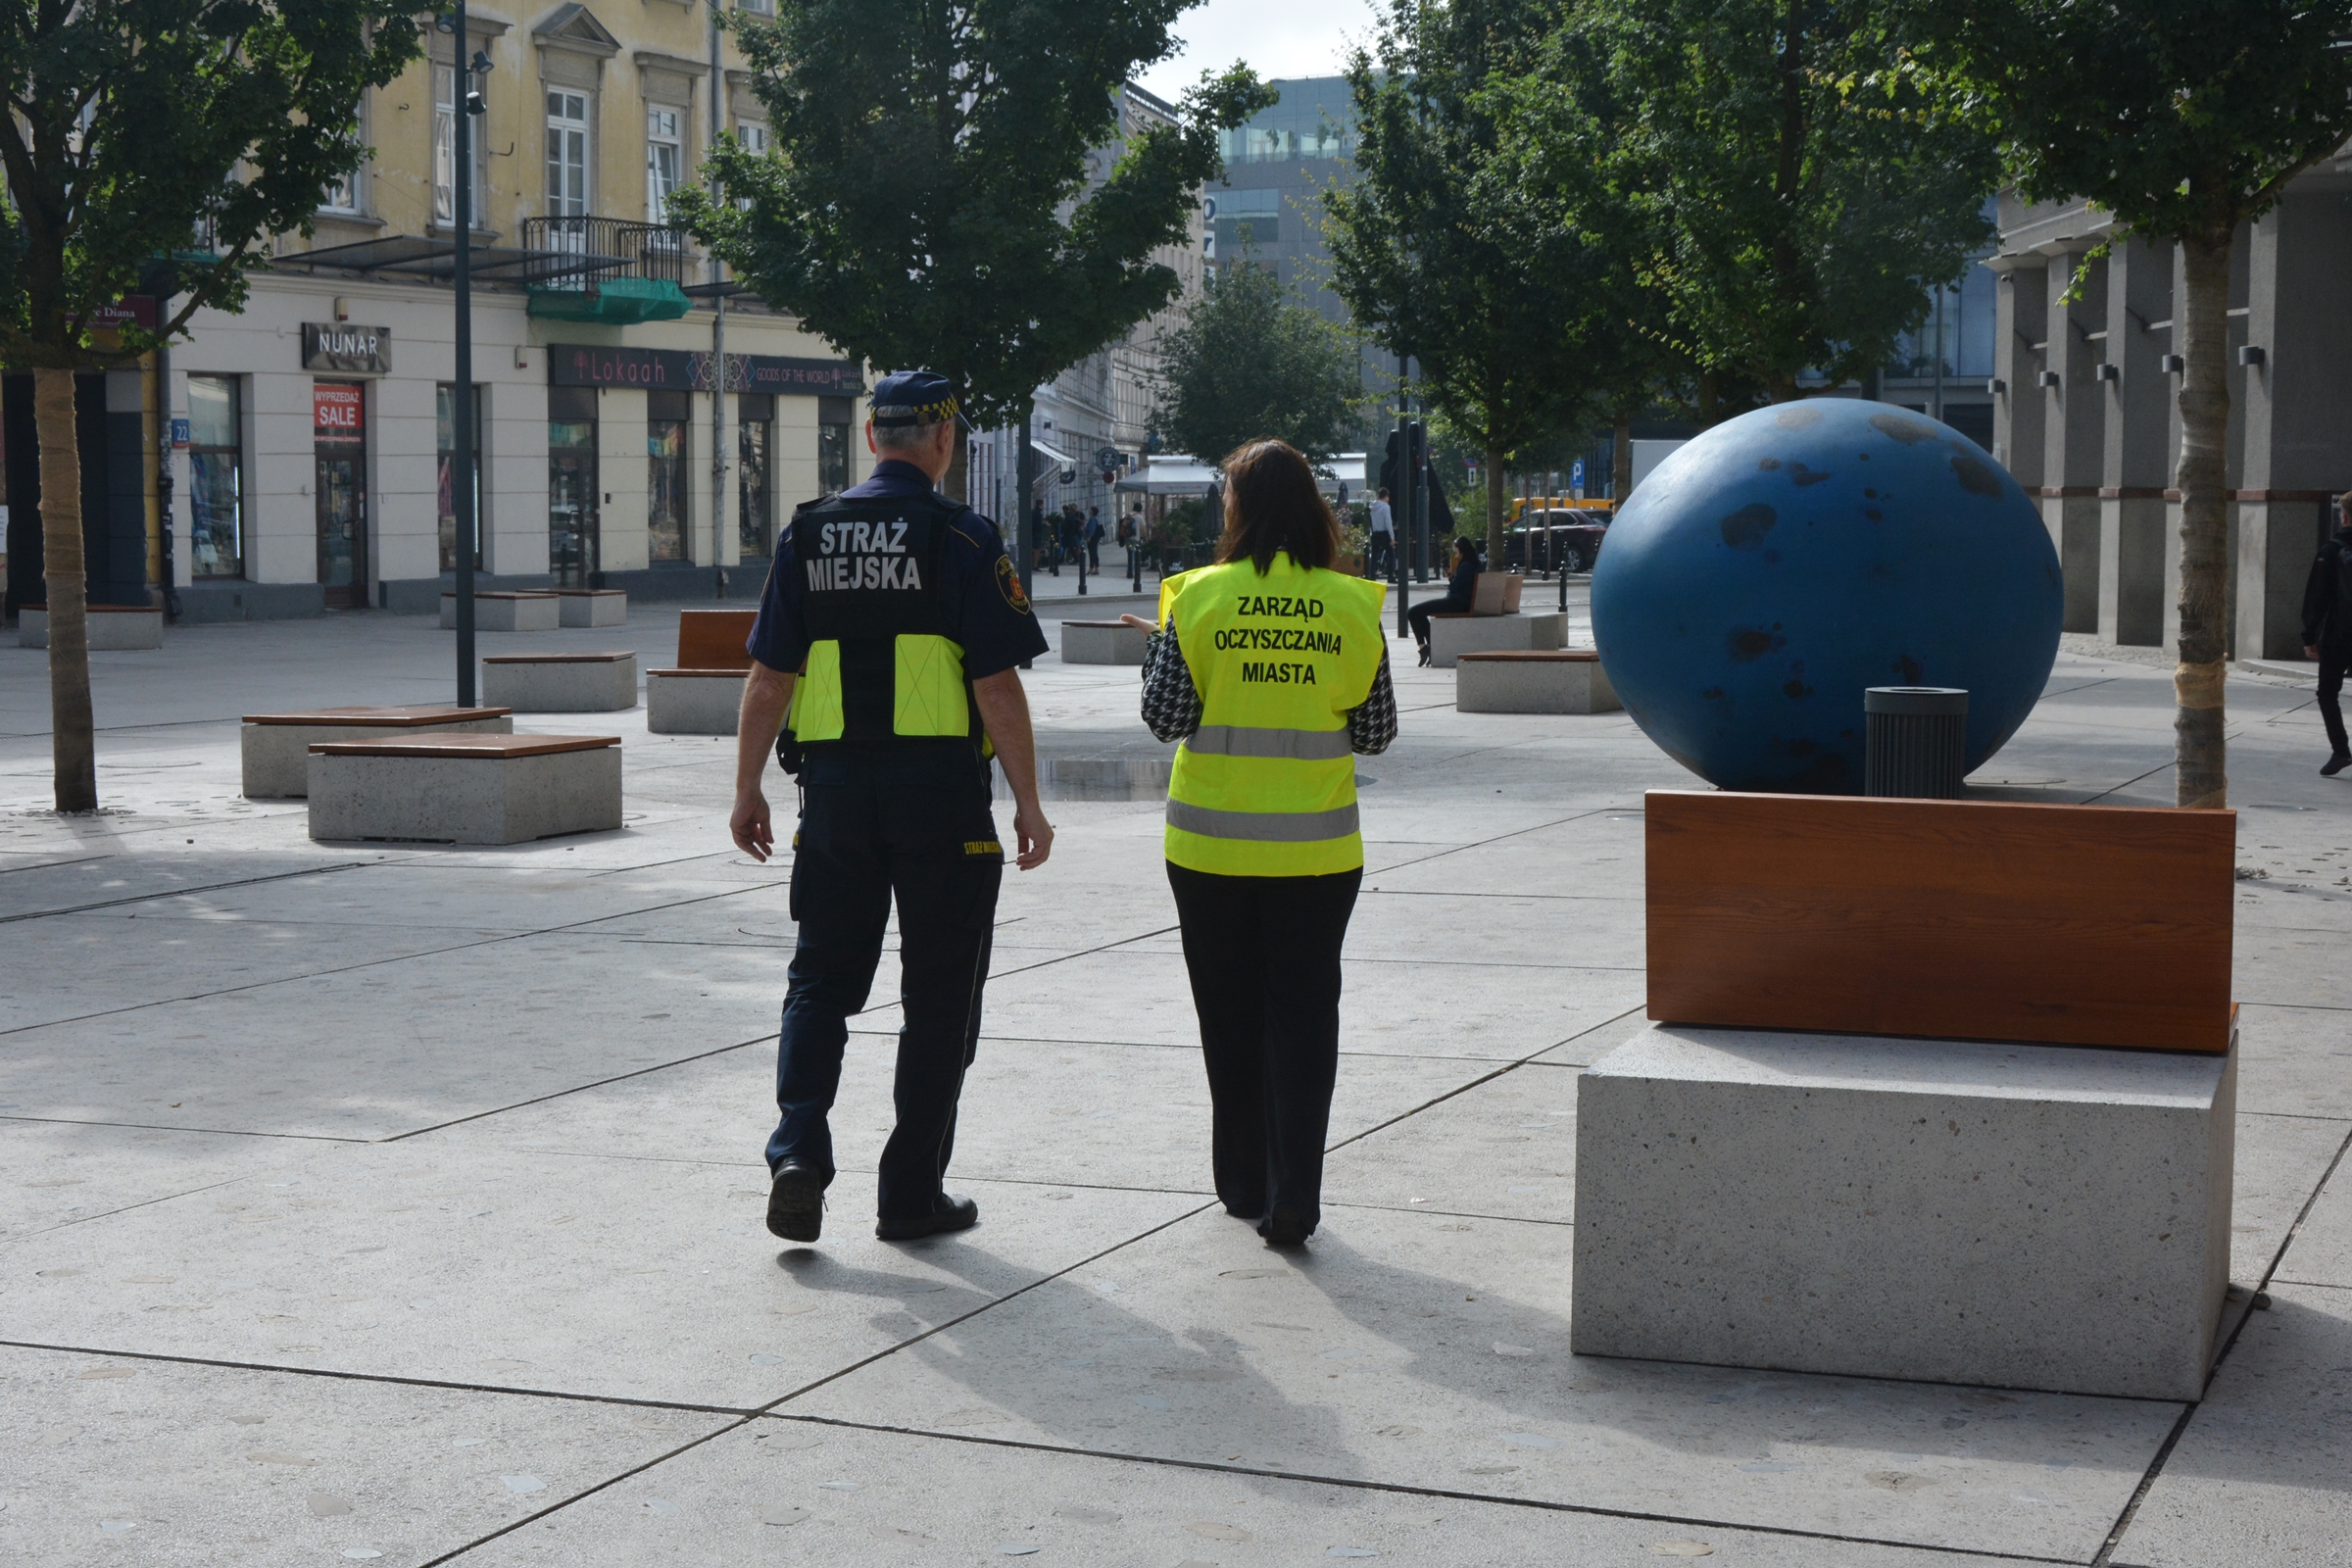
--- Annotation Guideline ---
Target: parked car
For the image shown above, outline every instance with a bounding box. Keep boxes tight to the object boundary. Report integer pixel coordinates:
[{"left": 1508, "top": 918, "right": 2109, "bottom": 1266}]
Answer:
[{"left": 1503, "top": 509, "right": 1609, "bottom": 574}]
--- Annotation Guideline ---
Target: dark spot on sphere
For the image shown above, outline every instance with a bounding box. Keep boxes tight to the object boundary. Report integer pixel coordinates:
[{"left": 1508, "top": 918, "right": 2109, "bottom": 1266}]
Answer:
[
  {"left": 1789, "top": 464, "right": 1832, "bottom": 487},
  {"left": 1866, "top": 509, "right": 1885, "bottom": 521},
  {"left": 1858, "top": 453, "right": 1871, "bottom": 461},
  {"left": 1701, "top": 687, "right": 1726, "bottom": 700},
  {"left": 1784, "top": 737, "right": 1819, "bottom": 758},
  {"left": 1870, "top": 412, "right": 1936, "bottom": 445},
  {"left": 1895, "top": 654, "right": 1923, "bottom": 684},
  {"left": 1729, "top": 626, "right": 1787, "bottom": 661},
  {"left": 1758, "top": 458, "right": 1784, "bottom": 471},
  {"left": 1951, "top": 453, "right": 2001, "bottom": 496},
  {"left": 1864, "top": 488, "right": 1878, "bottom": 499},
  {"left": 1783, "top": 678, "right": 1814, "bottom": 700},
  {"left": 1764, "top": 549, "right": 1781, "bottom": 564},
  {"left": 1785, "top": 752, "right": 1855, "bottom": 794},
  {"left": 1721, "top": 503, "right": 1778, "bottom": 549}
]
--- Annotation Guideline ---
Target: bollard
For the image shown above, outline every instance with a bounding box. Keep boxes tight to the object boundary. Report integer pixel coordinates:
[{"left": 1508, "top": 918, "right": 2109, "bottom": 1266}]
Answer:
[{"left": 1864, "top": 687, "right": 1968, "bottom": 799}]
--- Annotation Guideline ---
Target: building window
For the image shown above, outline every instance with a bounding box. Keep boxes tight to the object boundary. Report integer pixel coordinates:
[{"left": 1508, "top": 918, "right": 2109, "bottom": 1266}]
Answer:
[
  {"left": 738, "top": 122, "right": 768, "bottom": 155},
  {"left": 648, "top": 389, "right": 689, "bottom": 562},
  {"left": 737, "top": 0, "right": 773, "bottom": 14},
  {"left": 546, "top": 90, "right": 590, "bottom": 219},
  {"left": 186, "top": 375, "right": 243, "bottom": 579},
  {"left": 818, "top": 394, "right": 853, "bottom": 496},
  {"left": 646, "top": 106, "right": 683, "bottom": 221},
  {"left": 434, "top": 65, "right": 490, "bottom": 226},
  {"left": 437, "top": 382, "right": 484, "bottom": 572},
  {"left": 737, "top": 393, "right": 773, "bottom": 558},
  {"left": 321, "top": 96, "right": 365, "bottom": 214}
]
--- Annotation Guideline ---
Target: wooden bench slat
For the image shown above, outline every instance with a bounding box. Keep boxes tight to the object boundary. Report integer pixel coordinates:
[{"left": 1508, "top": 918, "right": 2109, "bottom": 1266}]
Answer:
[
  {"left": 646, "top": 666, "right": 747, "bottom": 678},
  {"left": 677, "top": 609, "right": 758, "bottom": 671},
  {"left": 1645, "top": 790, "right": 2237, "bottom": 1054},
  {"left": 310, "top": 733, "right": 619, "bottom": 759},
  {"left": 481, "top": 653, "right": 632, "bottom": 664},
  {"left": 246, "top": 705, "right": 514, "bottom": 726},
  {"left": 1456, "top": 650, "right": 1600, "bottom": 662}
]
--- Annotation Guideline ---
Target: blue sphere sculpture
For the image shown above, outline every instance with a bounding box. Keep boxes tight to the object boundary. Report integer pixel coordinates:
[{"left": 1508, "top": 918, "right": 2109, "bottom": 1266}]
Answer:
[{"left": 1591, "top": 400, "right": 2060, "bottom": 794}]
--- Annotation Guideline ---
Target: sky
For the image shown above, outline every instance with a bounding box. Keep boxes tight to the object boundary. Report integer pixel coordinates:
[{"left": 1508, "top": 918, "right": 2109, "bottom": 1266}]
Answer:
[{"left": 1134, "top": 0, "right": 1386, "bottom": 101}]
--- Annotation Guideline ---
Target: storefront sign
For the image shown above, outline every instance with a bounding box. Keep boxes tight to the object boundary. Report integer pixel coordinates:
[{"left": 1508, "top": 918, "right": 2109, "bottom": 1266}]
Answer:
[
  {"left": 302, "top": 322, "right": 392, "bottom": 374},
  {"left": 90, "top": 296, "right": 158, "bottom": 331},
  {"left": 314, "top": 382, "right": 365, "bottom": 441},
  {"left": 550, "top": 343, "right": 862, "bottom": 397}
]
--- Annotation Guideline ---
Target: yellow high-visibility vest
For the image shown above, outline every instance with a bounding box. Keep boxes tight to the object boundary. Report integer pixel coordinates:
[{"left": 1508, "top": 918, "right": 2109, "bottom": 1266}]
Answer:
[{"left": 1163, "top": 553, "right": 1387, "bottom": 876}]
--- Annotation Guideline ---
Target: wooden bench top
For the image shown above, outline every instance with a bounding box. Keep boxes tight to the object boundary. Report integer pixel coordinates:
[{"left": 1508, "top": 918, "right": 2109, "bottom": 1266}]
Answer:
[
  {"left": 481, "top": 652, "right": 634, "bottom": 664},
  {"left": 1064, "top": 619, "right": 1147, "bottom": 630},
  {"left": 439, "top": 590, "right": 558, "bottom": 601},
  {"left": 1431, "top": 610, "right": 1549, "bottom": 620},
  {"left": 20, "top": 602, "right": 158, "bottom": 612},
  {"left": 1457, "top": 649, "right": 1600, "bottom": 662},
  {"left": 246, "top": 705, "right": 514, "bottom": 727},
  {"left": 553, "top": 588, "right": 624, "bottom": 597},
  {"left": 1646, "top": 790, "right": 2237, "bottom": 1054},
  {"left": 646, "top": 665, "right": 748, "bottom": 678},
  {"left": 677, "top": 608, "right": 758, "bottom": 671},
  {"left": 309, "top": 733, "right": 619, "bottom": 759}
]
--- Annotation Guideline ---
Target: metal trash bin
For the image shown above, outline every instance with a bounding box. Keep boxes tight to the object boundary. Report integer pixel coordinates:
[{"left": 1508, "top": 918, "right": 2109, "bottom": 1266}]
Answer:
[{"left": 1865, "top": 687, "right": 1969, "bottom": 799}]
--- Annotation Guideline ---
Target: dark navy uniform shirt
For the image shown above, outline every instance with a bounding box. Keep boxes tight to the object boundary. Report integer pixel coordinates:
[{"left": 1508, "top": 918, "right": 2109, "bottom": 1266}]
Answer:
[{"left": 746, "top": 461, "right": 1049, "bottom": 679}]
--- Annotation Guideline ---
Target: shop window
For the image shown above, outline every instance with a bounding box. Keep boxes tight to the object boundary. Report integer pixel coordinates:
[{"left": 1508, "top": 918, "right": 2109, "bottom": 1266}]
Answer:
[
  {"left": 436, "top": 382, "right": 485, "bottom": 572},
  {"left": 186, "top": 375, "right": 243, "bottom": 579},
  {"left": 648, "top": 389, "right": 689, "bottom": 562},
  {"left": 549, "top": 384, "right": 599, "bottom": 585},
  {"left": 817, "top": 393, "right": 852, "bottom": 496},
  {"left": 647, "top": 106, "right": 683, "bottom": 221},
  {"left": 737, "top": 392, "right": 773, "bottom": 558},
  {"left": 546, "top": 90, "right": 591, "bottom": 219}
]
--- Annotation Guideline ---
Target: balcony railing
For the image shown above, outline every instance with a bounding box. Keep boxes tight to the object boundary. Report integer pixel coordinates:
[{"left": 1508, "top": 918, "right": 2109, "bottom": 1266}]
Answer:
[{"left": 519, "top": 217, "right": 688, "bottom": 287}]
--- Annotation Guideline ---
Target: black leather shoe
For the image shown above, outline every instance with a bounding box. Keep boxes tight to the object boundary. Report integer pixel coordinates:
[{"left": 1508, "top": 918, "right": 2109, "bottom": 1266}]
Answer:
[
  {"left": 876, "top": 1193, "right": 979, "bottom": 1242},
  {"left": 2323, "top": 752, "right": 2350, "bottom": 776},
  {"left": 1260, "top": 1207, "right": 1313, "bottom": 1247},
  {"left": 765, "top": 1160, "right": 825, "bottom": 1244}
]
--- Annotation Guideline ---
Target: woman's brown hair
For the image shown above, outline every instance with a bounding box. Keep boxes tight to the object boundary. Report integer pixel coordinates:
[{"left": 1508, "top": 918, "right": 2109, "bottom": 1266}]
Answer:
[{"left": 1214, "top": 439, "right": 1342, "bottom": 575}]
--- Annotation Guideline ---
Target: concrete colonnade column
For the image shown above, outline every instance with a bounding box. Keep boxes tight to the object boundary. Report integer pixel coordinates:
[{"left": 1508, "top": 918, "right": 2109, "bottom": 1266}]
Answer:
[
  {"left": 1986, "top": 255, "right": 2044, "bottom": 489},
  {"left": 2039, "top": 244, "right": 2105, "bottom": 634},
  {"left": 2098, "top": 239, "right": 2173, "bottom": 647}
]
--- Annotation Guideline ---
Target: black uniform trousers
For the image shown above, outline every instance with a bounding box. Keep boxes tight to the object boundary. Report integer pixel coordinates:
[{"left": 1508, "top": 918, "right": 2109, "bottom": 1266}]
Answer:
[
  {"left": 767, "top": 745, "right": 1003, "bottom": 1223},
  {"left": 1166, "top": 861, "right": 1363, "bottom": 1236},
  {"left": 2321, "top": 639, "right": 2352, "bottom": 758}
]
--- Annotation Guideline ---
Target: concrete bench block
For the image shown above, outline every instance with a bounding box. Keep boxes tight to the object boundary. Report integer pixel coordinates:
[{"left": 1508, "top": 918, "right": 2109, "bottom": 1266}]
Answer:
[
  {"left": 1456, "top": 650, "right": 1620, "bottom": 713},
  {"left": 240, "top": 706, "right": 514, "bottom": 799},
  {"left": 1061, "top": 619, "right": 1150, "bottom": 665},
  {"left": 482, "top": 653, "right": 639, "bottom": 712},
  {"left": 441, "top": 592, "right": 561, "bottom": 632},
  {"left": 1571, "top": 1021, "right": 2236, "bottom": 1401},
  {"left": 1428, "top": 611, "right": 1566, "bottom": 667},
  {"left": 18, "top": 605, "right": 164, "bottom": 650},
  {"left": 646, "top": 668, "right": 744, "bottom": 735},
  {"left": 307, "top": 734, "right": 622, "bottom": 845},
  {"left": 556, "top": 589, "right": 627, "bottom": 627}
]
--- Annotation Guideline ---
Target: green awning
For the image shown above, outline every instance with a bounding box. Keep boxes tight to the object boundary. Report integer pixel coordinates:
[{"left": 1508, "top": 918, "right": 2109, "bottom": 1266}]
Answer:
[{"left": 527, "top": 276, "right": 691, "bottom": 323}]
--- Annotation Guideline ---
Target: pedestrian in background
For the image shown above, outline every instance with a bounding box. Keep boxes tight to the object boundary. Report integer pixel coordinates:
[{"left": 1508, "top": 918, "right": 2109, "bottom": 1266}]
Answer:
[
  {"left": 1365, "top": 487, "right": 1396, "bottom": 580},
  {"left": 1405, "top": 535, "right": 1483, "bottom": 665},
  {"left": 2302, "top": 489, "right": 2352, "bottom": 775},
  {"left": 1121, "top": 438, "right": 1395, "bottom": 1247},
  {"left": 1085, "top": 506, "right": 1105, "bottom": 569}
]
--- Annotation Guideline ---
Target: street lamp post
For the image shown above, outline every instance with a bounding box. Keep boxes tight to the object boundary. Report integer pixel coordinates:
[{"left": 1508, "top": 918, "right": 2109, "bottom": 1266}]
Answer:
[{"left": 450, "top": 3, "right": 485, "bottom": 707}]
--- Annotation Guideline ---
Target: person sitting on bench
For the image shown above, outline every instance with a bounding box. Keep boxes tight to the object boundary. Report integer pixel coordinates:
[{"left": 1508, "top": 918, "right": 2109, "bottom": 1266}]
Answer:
[{"left": 1406, "top": 536, "right": 1484, "bottom": 665}]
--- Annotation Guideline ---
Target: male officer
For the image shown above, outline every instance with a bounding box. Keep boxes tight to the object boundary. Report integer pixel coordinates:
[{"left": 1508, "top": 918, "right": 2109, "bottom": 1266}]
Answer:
[
  {"left": 731, "top": 370, "right": 1053, "bottom": 1244},
  {"left": 2302, "top": 489, "right": 2352, "bottom": 775}
]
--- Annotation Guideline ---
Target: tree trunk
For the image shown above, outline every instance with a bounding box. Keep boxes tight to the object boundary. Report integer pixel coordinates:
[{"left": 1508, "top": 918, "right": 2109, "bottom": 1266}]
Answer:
[
  {"left": 1486, "top": 443, "right": 1507, "bottom": 567},
  {"left": 2173, "top": 232, "right": 2230, "bottom": 809},
  {"left": 35, "top": 367, "right": 97, "bottom": 812}
]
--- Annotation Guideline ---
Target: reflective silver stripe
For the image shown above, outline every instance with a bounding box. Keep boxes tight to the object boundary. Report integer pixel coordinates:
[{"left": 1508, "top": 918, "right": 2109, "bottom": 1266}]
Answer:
[
  {"left": 1183, "top": 724, "right": 1352, "bottom": 761},
  {"left": 1165, "top": 799, "right": 1360, "bottom": 842}
]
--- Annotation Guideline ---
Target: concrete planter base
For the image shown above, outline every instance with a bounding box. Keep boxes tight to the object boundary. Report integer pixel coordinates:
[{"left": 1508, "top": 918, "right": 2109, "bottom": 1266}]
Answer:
[
  {"left": 241, "top": 707, "right": 514, "bottom": 799},
  {"left": 482, "top": 653, "right": 639, "bottom": 712},
  {"left": 18, "top": 605, "right": 164, "bottom": 650},
  {"left": 646, "top": 668, "right": 744, "bottom": 735},
  {"left": 307, "top": 734, "right": 621, "bottom": 845},
  {"left": 556, "top": 590, "right": 627, "bottom": 627},
  {"left": 441, "top": 592, "right": 561, "bottom": 632},
  {"left": 1428, "top": 611, "right": 1566, "bottom": 667},
  {"left": 1571, "top": 1021, "right": 2236, "bottom": 1401},
  {"left": 1455, "top": 650, "right": 1620, "bottom": 713},
  {"left": 1060, "top": 620, "right": 1150, "bottom": 665}
]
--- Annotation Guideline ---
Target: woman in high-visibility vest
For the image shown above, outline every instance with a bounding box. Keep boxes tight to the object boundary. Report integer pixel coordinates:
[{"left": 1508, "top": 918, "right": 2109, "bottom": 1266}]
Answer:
[{"left": 1122, "top": 440, "right": 1397, "bottom": 1246}]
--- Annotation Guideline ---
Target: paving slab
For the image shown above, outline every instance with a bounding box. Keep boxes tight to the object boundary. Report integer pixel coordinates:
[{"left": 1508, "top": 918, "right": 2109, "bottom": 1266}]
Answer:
[
  {"left": 2107, "top": 1283, "right": 2352, "bottom": 1568},
  {"left": 0, "top": 1120, "right": 306, "bottom": 1242},
  {"left": 2234, "top": 1113, "right": 2352, "bottom": 1285},
  {"left": 2235, "top": 1004, "right": 2352, "bottom": 1120},
  {"left": 0, "top": 1343, "right": 726, "bottom": 1568},
  {"left": 0, "top": 1142, "right": 1201, "bottom": 1409},
  {"left": 0, "top": 850, "right": 376, "bottom": 923},
  {"left": 785, "top": 1203, "right": 2180, "bottom": 1558},
  {"left": 442, "top": 1411, "right": 1984, "bottom": 1568},
  {"left": 2274, "top": 1150, "right": 2352, "bottom": 1289},
  {"left": 1318, "top": 1062, "right": 1577, "bottom": 1224}
]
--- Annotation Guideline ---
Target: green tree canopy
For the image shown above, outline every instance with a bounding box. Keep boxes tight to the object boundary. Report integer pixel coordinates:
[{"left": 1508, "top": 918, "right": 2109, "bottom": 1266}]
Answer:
[
  {"left": 0, "top": 0, "right": 423, "bottom": 810},
  {"left": 1152, "top": 258, "right": 1363, "bottom": 466},
  {"left": 1906, "top": 0, "right": 2352, "bottom": 808},
  {"left": 1509, "top": 0, "right": 1997, "bottom": 409},
  {"left": 680, "top": 0, "right": 1272, "bottom": 447}
]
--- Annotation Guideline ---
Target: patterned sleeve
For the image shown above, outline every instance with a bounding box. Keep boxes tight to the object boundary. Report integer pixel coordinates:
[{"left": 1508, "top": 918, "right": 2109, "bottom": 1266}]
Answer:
[
  {"left": 1140, "top": 626, "right": 1204, "bottom": 742},
  {"left": 1349, "top": 649, "right": 1397, "bottom": 756}
]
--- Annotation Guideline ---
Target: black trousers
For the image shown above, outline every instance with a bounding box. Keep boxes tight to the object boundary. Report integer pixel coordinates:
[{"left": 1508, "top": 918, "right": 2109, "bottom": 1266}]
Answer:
[
  {"left": 1365, "top": 532, "right": 1396, "bottom": 580},
  {"left": 1166, "top": 861, "right": 1362, "bottom": 1235},
  {"left": 2322, "top": 643, "right": 2351, "bottom": 757},
  {"left": 1405, "top": 599, "right": 1451, "bottom": 648},
  {"left": 768, "top": 751, "right": 1003, "bottom": 1221}
]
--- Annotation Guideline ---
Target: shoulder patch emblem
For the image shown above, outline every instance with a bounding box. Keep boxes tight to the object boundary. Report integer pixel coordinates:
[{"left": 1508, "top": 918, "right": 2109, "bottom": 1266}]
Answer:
[{"left": 995, "top": 554, "right": 1032, "bottom": 614}]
